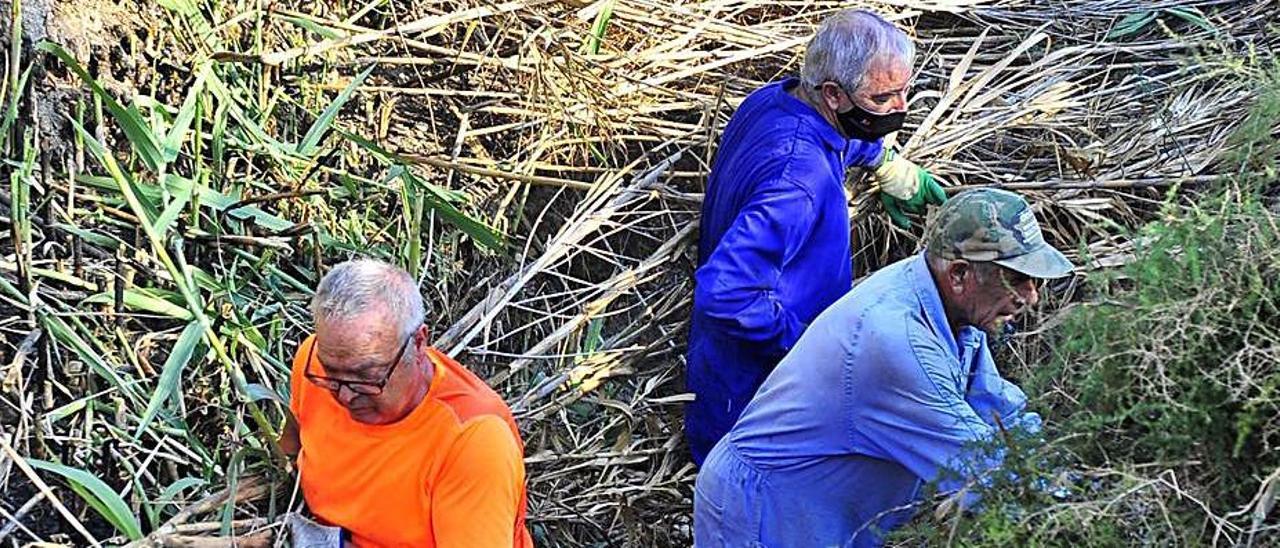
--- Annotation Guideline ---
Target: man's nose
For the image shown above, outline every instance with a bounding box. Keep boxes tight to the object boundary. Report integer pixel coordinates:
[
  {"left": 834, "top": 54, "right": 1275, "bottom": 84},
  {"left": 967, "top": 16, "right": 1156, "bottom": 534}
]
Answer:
[
  {"left": 890, "top": 92, "right": 907, "bottom": 112},
  {"left": 1020, "top": 279, "right": 1040, "bottom": 308},
  {"left": 336, "top": 384, "right": 362, "bottom": 406}
]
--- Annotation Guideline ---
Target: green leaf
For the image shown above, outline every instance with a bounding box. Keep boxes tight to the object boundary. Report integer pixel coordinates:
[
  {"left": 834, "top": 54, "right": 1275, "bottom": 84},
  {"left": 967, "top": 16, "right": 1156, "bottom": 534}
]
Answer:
[
  {"left": 582, "top": 0, "right": 617, "bottom": 55},
  {"left": 1108, "top": 11, "right": 1158, "bottom": 39},
  {"left": 0, "top": 64, "right": 33, "bottom": 152},
  {"left": 394, "top": 166, "right": 506, "bottom": 251},
  {"left": 0, "top": 0, "right": 29, "bottom": 152},
  {"left": 43, "top": 397, "right": 90, "bottom": 426},
  {"left": 275, "top": 14, "right": 347, "bottom": 39},
  {"left": 78, "top": 173, "right": 298, "bottom": 233},
  {"left": 336, "top": 129, "right": 504, "bottom": 251},
  {"left": 583, "top": 318, "right": 604, "bottom": 354},
  {"left": 26, "top": 459, "right": 144, "bottom": 540},
  {"left": 157, "top": 477, "right": 207, "bottom": 515},
  {"left": 245, "top": 383, "right": 285, "bottom": 405},
  {"left": 39, "top": 312, "right": 144, "bottom": 406},
  {"left": 82, "top": 288, "right": 195, "bottom": 320},
  {"left": 161, "top": 67, "right": 209, "bottom": 163},
  {"left": 30, "top": 266, "right": 94, "bottom": 289},
  {"left": 188, "top": 263, "right": 228, "bottom": 294},
  {"left": 334, "top": 126, "right": 395, "bottom": 161},
  {"left": 68, "top": 117, "right": 161, "bottom": 225},
  {"left": 155, "top": 0, "right": 199, "bottom": 16},
  {"left": 154, "top": 179, "right": 196, "bottom": 235},
  {"left": 0, "top": 273, "right": 24, "bottom": 303},
  {"left": 201, "top": 66, "right": 296, "bottom": 159},
  {"left": 297, "top": 65, "right": 374, "bottom": 157},
  {"left": 211, "top": 96, "right": 228, "bottom": 178},
  {"left": 135, "top": 321, "right": 204, "bottom": 438},
  {"left": 399, "top": 164, "right": 426, "bottom": 278},
  {"left": 168, "top": 177, "right": 296, "bottom": 232},
  {"left": 37, "top": 41, "right": 165, "bottom": 171},
  {"left": 1163, "top": 7, "right": 1216, "bottom": 34},
  {"left": 51, "top": 223, "right": 124, "bottom": 250}
]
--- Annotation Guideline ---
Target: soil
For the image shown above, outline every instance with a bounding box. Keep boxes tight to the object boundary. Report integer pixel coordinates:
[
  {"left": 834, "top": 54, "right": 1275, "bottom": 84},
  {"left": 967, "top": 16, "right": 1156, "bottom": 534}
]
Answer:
[
  {"left": 1, "top": 1, "right": 156, "bottom": 543},
  {"left": 2, "top": 0, "right": 153, "bottom": 162}
]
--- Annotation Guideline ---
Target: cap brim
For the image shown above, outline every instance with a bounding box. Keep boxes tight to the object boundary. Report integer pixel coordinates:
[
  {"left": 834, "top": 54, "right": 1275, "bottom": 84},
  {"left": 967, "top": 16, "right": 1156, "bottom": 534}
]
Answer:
[{"left": 993, "top": 245, "right": 1075, "bottom": 279}]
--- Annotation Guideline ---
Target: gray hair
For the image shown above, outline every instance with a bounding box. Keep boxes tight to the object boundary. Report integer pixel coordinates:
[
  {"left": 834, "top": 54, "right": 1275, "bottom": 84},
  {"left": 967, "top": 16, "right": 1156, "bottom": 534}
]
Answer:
[
  {"left": 310, "top": 259, "right": 426, "bottom": 338},
  {"left": 800, "top": 9, "right": 916, "bottom": 93}
]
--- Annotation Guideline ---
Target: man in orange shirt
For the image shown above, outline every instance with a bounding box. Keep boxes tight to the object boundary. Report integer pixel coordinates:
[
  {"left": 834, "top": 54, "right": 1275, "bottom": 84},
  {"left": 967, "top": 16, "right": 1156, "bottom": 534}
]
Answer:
[{"left": 279, "top": 259, "right": 534, "bottom": 547}]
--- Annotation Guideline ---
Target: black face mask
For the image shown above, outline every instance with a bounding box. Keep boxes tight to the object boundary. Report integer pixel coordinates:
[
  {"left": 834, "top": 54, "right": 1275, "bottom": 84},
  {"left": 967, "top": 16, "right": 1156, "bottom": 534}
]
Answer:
[{"left": 836, "top": 102, "right": 906, "bottom": 142}]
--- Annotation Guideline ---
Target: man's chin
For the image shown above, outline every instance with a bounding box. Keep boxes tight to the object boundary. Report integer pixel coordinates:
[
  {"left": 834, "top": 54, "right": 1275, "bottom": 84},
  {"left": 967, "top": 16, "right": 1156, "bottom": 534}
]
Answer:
[
  {"left": 980, "top": 318, "right": 1009, "bottom": 339},
  {"left": 346, "top": 407, "right": 382, "bottom": 424}
]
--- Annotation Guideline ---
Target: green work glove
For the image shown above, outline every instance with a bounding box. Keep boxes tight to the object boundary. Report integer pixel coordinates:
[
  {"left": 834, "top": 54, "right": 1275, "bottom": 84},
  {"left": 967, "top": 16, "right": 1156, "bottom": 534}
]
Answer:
[{"left": 872, "top": 149, "right": 947, "bottom": 228}]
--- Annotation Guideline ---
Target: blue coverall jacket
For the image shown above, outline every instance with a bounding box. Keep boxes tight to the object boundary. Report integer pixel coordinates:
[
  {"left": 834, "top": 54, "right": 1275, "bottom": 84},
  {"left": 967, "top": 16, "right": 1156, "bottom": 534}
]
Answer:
[
  {"left": 693, "top": 253, "right": 1041, "bottom": 547},
  {"left": 685, "top": 78, "right": 883, "bottom": 464}
]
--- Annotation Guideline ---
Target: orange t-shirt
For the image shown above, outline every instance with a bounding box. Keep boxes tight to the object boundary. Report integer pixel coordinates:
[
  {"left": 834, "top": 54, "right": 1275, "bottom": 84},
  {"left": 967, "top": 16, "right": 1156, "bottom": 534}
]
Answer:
[{"left": 290, "top": 335, "right": 535, "bottom": 547}]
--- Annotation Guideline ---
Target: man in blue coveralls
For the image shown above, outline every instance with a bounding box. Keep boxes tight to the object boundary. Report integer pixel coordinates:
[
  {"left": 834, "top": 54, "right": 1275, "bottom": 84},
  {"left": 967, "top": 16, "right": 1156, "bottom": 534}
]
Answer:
[
  {"left": 693, "top": 189, "right": 1075, "bottom": 547},
  {"left": 685, "top": 9, "right": 948, "bottom": 464}
]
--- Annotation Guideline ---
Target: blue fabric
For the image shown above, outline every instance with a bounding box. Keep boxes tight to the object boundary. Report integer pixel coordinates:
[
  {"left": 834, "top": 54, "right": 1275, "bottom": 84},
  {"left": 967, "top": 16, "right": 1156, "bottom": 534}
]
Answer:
[
  {"left": 694, "top": 252, "right": 1041, "bottom": 547},
  {"left": 685, "top": 78, "right": 884, "bottom": 464}
]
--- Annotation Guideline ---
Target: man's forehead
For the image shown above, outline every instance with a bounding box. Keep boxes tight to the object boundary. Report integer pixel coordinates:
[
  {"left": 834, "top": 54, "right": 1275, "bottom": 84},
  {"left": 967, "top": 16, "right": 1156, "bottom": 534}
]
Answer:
[
  {"left": 317, "top": 307, "right": 396, "bottom": 336},
  {"left": 315, "top": 314, "right": 399, "bottom": 364},
  {"left": 859, "top": 60, "right": 911, "bottom": 91},
  {"left": 313, "top": 340, "right": 393, "bottom": 377}
]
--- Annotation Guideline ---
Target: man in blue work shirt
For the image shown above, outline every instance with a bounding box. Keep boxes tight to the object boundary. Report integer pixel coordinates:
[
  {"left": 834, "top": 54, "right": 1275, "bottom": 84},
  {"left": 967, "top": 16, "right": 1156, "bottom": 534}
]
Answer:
[
  {"left": 685, "top": 9, "right": 948, "bottom": 464},
  {"left": 693, "top": 189, "right": 1075, "bottom": 547}
]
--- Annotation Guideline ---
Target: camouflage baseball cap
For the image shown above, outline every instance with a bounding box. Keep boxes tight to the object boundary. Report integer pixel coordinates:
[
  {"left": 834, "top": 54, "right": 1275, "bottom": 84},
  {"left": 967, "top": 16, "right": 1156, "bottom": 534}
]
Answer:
[{"left": 923, "top": 188, "right": 1074, "bottom": 279}]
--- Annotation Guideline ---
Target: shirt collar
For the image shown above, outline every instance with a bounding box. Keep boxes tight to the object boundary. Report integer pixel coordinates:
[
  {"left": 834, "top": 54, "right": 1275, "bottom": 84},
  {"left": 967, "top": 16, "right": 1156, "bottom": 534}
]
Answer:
[
  {"left": 771, "top": 77, "right": 849, "bottom": 152},
  {"left": 909, "top": 251, "right": 965, "bottom": 358}
]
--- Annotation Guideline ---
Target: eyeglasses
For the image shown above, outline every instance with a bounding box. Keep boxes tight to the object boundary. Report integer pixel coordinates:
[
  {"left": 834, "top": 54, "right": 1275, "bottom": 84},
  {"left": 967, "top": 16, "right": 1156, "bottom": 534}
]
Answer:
[
  {"left": 977, "top": 263, "right": 1041, "bottom": 308},
  {"left": 304, "top": 333, "right": 414, "bottom": 396}
]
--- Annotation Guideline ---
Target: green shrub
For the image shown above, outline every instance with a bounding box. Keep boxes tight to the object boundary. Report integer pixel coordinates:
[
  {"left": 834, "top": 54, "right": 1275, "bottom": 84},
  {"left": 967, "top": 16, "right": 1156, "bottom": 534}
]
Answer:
[
  {"left": 892, "top": 64, "right": 1280, "bottom": 546},
  {"left": 1045, "top": 63, "right": 1280, "bottom": 506}
]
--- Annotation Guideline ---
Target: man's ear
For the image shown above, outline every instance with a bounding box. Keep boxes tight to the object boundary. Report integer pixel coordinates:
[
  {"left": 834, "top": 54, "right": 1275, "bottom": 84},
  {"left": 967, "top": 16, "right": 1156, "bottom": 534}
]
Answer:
[
  {"left": 820, "top": 82, "right": 845, "bottom": 112},
  {"left": 946, "top": 260, "right": 971, "bottom": 293}
]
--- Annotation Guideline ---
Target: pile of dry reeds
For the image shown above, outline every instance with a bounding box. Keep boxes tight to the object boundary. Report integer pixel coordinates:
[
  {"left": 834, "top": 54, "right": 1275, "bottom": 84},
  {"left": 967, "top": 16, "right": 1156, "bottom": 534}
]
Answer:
[{"left": 0, "top": 0, "right": 1277, "bottom": 545}]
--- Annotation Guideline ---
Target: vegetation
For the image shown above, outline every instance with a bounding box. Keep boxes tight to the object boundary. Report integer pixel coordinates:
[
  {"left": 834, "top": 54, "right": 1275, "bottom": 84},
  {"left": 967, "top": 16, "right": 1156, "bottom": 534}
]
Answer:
[
  {"left": 0, "top": 0, "right": 1276, "bottom": 545},
  {"left": 896, "top": 63, "right": 1280, "bottom": 546}
]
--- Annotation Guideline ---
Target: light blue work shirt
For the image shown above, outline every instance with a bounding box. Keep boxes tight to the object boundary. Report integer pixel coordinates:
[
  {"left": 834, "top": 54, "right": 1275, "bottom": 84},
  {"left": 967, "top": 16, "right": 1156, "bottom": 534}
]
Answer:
[{"left": 694, "top": 252, "right": 1041, "bottom": 547}]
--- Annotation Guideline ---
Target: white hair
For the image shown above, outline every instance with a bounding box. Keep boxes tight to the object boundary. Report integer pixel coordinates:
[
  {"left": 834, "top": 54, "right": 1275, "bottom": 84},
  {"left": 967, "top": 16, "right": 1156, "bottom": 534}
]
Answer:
[
  {"left": 310, "top": 259, "right": 426, "bottom": 339},
  {"left": 800, "top": 9, "right": 916, "bottom": 93}
]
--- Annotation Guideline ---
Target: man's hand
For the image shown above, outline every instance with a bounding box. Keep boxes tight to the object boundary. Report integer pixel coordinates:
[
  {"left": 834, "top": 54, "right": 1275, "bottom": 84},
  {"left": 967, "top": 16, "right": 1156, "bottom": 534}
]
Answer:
[
  {"left": 872, "top": 149, "right": 947, "bottom": 228},
  {"left": 280, "top": 413, "right": 301, "bottom": 457}
]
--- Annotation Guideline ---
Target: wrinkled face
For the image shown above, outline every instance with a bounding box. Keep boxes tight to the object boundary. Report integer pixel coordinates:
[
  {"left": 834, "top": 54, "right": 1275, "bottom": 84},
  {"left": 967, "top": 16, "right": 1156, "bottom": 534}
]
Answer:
[
  {"left": 955, "top": 261, "right": 1041, "bottom": 337},
  {"left": 850, "top": 58, "right": 911, "bottom": 114},
  {"left": 312, "top": 309, "right": 426, "bottom": 425},
  {"left": 820, "top": 57, "right": 912, "bottom": 115}
]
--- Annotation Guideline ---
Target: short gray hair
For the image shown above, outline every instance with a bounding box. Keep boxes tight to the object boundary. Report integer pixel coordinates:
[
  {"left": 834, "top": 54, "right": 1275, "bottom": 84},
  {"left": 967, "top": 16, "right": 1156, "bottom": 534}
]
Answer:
[
  {"left": 800, "top": 9, "right": 916, "bottom": 93},
  {"left": 310, "top": 259, "right": 426, "bottom": 338}
]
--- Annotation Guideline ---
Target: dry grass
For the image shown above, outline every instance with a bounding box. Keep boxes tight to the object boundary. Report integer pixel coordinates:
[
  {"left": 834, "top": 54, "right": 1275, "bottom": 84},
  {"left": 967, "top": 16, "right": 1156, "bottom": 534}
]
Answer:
[{"left": 0, "top": 0, "right": 1277, "bottom": 545}]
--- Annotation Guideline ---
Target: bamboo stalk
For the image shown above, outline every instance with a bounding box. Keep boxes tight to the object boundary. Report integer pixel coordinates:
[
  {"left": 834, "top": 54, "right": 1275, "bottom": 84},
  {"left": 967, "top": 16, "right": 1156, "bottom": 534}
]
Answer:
[{"left": 404, "top": 155, "right": 596, "bottom": 191}]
